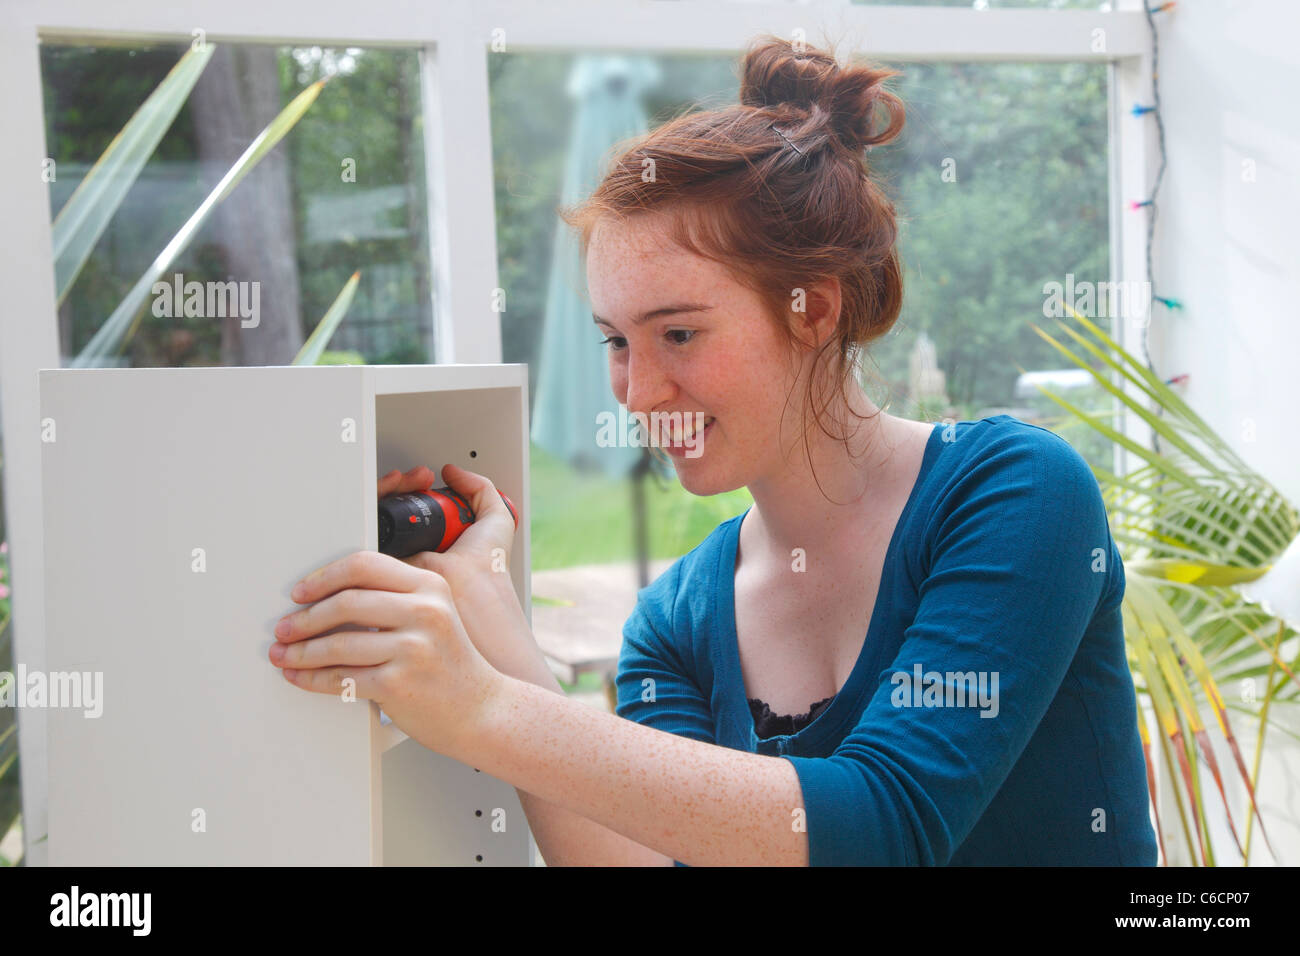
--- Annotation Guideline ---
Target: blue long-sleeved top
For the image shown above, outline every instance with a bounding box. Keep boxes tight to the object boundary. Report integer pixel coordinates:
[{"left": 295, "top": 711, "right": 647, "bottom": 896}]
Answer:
[{"left": 615, "top": 415, "right": 1158, "bottom": 866}]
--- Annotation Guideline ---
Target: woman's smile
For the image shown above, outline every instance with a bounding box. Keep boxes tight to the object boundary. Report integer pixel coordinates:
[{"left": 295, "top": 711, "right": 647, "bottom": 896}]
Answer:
[{"left": 664, "top": 416, "right": 716, "bottom": 457}]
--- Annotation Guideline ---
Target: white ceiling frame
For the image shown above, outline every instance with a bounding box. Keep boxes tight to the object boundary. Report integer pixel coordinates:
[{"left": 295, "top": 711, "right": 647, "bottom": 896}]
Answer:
[{"left": 0, "top": 0, "right": 1152, "bottom": 866}]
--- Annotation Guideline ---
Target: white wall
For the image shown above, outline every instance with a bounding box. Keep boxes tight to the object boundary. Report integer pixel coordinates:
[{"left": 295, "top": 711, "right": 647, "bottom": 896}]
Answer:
[{"left": 1152, "top": 0, "right": 1300, "bottom": 866}]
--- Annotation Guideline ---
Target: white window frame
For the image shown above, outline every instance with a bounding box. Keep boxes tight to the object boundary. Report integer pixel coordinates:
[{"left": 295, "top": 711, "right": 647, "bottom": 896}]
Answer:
[{"left": 0, "top": 0, "right": 1154, "bottom": 866}]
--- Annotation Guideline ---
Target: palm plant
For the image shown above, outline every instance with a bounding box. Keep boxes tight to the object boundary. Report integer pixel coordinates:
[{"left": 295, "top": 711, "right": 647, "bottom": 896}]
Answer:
[{"left": 1026, "top": 307, "right": 1299, "bottom": 866}]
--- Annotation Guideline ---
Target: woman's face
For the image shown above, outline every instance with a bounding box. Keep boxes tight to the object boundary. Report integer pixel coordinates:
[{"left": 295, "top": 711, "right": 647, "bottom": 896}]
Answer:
[{"left": 587, "top": 214, "right": 810, "bottom": 496}]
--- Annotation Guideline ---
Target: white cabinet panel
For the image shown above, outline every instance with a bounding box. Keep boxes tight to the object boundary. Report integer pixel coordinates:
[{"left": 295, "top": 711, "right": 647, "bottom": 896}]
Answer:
[{"left": 40, "top": 364, "right": 532, "bottom": 866}]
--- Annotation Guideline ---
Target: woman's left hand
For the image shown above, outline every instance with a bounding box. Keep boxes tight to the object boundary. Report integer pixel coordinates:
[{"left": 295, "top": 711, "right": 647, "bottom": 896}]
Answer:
[{"left": 269, "top": 550, "right": 503, "bottom": 762}]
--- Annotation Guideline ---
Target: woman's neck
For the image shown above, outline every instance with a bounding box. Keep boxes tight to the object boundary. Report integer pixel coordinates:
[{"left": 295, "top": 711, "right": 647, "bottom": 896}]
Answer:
[{"left": 743, "top": 385, "right": 904, "bottom": 562}]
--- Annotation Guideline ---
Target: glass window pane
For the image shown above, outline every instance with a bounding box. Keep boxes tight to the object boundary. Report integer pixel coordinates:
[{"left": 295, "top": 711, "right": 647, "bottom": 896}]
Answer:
[{"left": 41, "top": 41, "right": 434, "bottom": 368}]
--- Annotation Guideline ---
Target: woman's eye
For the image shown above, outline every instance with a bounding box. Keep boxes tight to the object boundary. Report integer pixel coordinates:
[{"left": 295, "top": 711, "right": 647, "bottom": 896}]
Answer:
[{"left": 598, "top": 330, "right": 695, "bottom": 351}]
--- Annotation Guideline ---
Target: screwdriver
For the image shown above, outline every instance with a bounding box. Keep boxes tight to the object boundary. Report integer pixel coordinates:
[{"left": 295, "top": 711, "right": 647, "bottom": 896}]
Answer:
[{"left": 378, "top": 484, "right": 519, "bottom": 559}]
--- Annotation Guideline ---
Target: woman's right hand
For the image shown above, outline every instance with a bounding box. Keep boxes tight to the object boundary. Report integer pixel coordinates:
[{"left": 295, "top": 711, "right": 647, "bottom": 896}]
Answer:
[
  {"left": 378, "top": 465, "right": 539, "bottom": 682},
  {"left": 378, "top": 464, "right": 518, "bottom": 596}
]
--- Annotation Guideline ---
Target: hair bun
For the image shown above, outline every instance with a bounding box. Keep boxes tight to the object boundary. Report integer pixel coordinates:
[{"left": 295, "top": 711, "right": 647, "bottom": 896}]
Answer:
[{"left": 739, "top": 34, "right": 904, "bottom": 153}]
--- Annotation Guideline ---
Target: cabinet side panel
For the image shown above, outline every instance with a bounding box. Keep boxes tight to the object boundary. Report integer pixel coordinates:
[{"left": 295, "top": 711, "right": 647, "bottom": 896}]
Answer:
[
  {"left": 382, "top": 738, "right": 529, "bottom": 866},
  {"left": 42, "top": 368, "right": 372, "bottom": 865},
  {"left": 375, "top": 384, "right": 531, "bottom": 865}
]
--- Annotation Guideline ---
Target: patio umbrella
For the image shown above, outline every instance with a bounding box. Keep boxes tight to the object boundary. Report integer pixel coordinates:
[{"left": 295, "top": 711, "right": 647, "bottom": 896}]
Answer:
[
  {"left": 531, "top": 54, "right": 665, "bottom": 586},
  {"left": 531, "top": 53, "right": 662, "bottom": 480}
]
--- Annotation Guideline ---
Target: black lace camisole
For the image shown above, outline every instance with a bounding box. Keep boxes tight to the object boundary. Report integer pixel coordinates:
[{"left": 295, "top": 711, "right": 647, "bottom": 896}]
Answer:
[{"left": 748, "top": 695, "right": 835, "bottom": 739}]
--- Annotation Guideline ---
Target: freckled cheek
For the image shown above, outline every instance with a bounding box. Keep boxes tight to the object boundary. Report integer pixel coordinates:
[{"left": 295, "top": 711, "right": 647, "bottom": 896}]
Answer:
[
  {"left": 609, "top": 363, "right": 628, "bottom": 405},
  {"left": 704, "top": 366, "right": 746, "bottom": 411}
]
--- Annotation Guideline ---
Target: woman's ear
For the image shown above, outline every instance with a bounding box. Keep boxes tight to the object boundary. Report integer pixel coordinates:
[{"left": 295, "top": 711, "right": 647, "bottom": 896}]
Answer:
[{"left": 792, "top": 277, "right": 843, "bottom": 351}]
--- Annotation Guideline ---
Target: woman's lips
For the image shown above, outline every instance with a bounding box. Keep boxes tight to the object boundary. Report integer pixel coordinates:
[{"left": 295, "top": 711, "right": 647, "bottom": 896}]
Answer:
[{"left": 665, "top": 417, "right": 715, "bottom": 457}]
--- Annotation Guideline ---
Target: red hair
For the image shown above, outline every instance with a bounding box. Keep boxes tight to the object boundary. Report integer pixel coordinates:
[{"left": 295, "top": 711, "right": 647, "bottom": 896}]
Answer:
[{"left": 560, "top": 33, "right": 907, "bottom": 486}]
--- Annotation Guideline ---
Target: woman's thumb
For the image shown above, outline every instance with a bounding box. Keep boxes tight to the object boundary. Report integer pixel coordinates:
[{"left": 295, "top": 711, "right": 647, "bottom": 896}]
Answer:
[{"left": 440, "top": 463, "right": 513, "bottom": 525}]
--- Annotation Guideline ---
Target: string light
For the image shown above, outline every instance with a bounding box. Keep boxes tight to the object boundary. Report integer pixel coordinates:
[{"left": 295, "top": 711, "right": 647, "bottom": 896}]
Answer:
[{"left": 1128, "top": 0, "right": 1180, "bottom": 449}]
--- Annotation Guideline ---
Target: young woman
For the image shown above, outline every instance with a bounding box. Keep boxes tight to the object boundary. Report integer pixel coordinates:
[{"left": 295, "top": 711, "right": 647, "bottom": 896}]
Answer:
[{"left": 268, "top": 35, "right": 1158, "bottom": 866}]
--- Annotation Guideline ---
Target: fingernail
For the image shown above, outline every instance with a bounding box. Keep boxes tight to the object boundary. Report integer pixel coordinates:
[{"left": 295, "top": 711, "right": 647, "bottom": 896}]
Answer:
[
  {"left": 290, "top": 583, "right": 305, "bottom": 602},
  {"left": 275, "top": 616, "right": 292, "bottom": 638}
]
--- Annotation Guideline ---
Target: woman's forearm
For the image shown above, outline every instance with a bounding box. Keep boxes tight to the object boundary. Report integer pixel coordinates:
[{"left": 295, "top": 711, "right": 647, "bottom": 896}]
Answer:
[
  {"left": 453, "top": 571, "right": 561, "bottom": 691},
  {"left": 452, "top": 572, "right": 674, "bottom": 865},
  {"left": 465, "top": 671, "right": 811, "bottom": 867}
]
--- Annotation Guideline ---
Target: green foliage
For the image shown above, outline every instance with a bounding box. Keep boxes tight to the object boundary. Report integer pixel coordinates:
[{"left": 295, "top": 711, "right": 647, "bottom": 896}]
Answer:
[
  {"left": 528, "top": 441, "right": 751, "bottom": 571},
  {"left": 317, "top": 349, "right": 367, "bottom": 366},
  {"left": 373, "top": 339, "right": 426, "bottom": 366},
  {"left": 870, "top": 60, "right": 1110, "bottom": 411},
  {"left": 288, "top": 48, "right": 430, "bottom": 359},
  {"left": 488, "top": 52, "right": 573, "bottom": 381}
]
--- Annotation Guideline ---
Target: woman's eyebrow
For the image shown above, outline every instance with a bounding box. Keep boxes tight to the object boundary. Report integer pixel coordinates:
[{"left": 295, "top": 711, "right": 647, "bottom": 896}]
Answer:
[{"left": 592, "top": 303, "right": 713, "bottom": 327}]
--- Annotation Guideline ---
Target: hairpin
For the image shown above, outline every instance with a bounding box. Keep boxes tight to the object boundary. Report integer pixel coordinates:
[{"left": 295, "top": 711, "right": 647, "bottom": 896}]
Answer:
[{"left": 769, "top": 123, "right": 805, "bottom": 157}]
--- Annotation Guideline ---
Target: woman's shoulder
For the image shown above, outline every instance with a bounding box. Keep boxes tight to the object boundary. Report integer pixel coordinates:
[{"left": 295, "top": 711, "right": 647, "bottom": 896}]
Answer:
[
  {"left": 909, "top": 415, "right": 1124, "bottom": 619},
  {"left": 929, "top": 414, "right": 1098, "bottom": 492},
  {"left": 918, "top": 414, "right": 1111, "bottom": 563},
  {"left": 935, "top": 412, "right": 1084, "bottom": 453}
]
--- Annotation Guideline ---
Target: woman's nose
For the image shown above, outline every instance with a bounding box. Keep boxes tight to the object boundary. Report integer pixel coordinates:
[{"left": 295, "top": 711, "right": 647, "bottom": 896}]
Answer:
[{"left": 623, "top": 351, "right": 674, "bottom": 418}]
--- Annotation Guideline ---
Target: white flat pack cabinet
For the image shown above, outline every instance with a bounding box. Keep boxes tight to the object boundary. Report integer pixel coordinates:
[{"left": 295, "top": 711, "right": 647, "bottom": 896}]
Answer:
[{"left": 39, "top": 364, "right": 534, "bottom": 865}]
